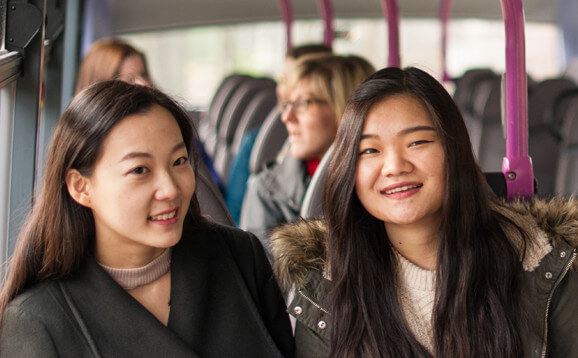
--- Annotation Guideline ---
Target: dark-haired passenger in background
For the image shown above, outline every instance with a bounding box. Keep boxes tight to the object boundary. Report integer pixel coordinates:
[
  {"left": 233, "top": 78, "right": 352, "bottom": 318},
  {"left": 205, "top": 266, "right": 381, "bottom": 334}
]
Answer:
[
  {"left": 75, "top": 37, "right": 152, "bottom": 93},
  {"left": 0, "top": 81, "right": 294, "bottom": 357},
  {"left": 271, "top": 67, "right": 578, "bottom": 357}
]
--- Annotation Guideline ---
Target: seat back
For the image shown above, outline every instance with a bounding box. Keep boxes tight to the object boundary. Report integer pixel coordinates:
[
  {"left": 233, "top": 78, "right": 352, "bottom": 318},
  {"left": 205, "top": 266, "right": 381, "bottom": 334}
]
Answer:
[
  {"left": 249, "top": 108, "right": 288, "bottom": 174},
  {"left": 555, "top": 89, "right": 578, "bottom": 195},
  {"left": 200, "top": 74, "right": 252, "bottom": 156},
  {"left": 300, "top": 145, "right": 334, "bottom": 219},
  {"left": 213, "top": 84, "right": 277, "bottom": 185},
  {"left": 196, "top": 160, "right": 235, "bottom": 226},
  {"left": 453, "top": 69, "right": 497, "bottom": 155},
  {"left": 230, "top": 88, "right": 278, "bottom": 157},
  {"left": 527, "top": 78, "right": 576, "bottom": 196}
]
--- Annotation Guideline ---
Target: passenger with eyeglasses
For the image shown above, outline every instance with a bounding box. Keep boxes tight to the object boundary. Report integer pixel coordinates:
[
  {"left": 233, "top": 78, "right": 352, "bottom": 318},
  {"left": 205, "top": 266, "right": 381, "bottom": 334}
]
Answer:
[
  {"left": 240, "top": 54, "right": 375, "bottom": 262},
  {"left": 225, "top": 44, "right": 333, "bottom": 226}
]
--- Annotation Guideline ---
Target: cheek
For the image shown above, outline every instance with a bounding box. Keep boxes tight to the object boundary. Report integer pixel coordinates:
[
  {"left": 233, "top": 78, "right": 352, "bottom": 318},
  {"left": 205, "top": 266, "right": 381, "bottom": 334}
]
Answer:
[
  {"left": 180, "top": 170, "right": 196, "bottom": 199},
  {"left": 354, "top": 165, "right": 371, "bottom": 200}
]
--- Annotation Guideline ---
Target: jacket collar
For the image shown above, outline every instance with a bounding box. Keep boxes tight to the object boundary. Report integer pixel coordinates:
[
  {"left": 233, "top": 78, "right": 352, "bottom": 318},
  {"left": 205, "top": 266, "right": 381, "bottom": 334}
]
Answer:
[
  {"left": 63, "top": 257, "right": 199, "bottom": 357},
  {"left": 270, "top": 197, "right": 577, "bottom": 293}
]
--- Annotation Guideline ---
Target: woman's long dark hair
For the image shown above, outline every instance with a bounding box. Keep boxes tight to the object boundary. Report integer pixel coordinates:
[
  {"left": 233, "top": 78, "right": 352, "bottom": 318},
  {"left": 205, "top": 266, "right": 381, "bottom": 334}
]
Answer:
[
  {"left": 0, "top": 81, "right": 202, "bottom": 324},
  {"left": 323, "top": 67, "right": 526, "bottom": 357}
]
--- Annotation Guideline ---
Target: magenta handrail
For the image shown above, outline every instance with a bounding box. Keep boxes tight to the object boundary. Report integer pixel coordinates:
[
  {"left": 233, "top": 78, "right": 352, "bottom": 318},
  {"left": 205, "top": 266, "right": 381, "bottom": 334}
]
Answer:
[
  {"left": 500, "top": 0, "right": 534, "bottom": 199},
  {"left": 316, "top": 0, "right": 334, "bottom": 47},
  {"left": 439, "top": 0, "right": 453, "bottom": 82},
  {"left": 278, "top": 0, "right": 294, "bottom": 51},
  {"left": 380, "top": 0, "right": 400, "bottom": 67}
]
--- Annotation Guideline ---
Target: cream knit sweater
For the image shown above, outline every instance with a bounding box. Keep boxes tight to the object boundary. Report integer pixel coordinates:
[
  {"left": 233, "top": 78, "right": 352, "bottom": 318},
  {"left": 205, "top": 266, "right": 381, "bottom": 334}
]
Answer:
[{"left": 395, "top": 223, "right": 552, "bottom": 354}]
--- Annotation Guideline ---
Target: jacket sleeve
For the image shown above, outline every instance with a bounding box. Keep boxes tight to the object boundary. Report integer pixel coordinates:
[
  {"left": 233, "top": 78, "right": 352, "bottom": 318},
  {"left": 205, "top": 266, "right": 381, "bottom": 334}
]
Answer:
[
  {"left": 546, "top": 265, "right": 578, "bottom": 357},
  {"left": 0, "top": 305, "right": 58, "bottom": 358},
  {"left": 240, "top": 174, "right": 284, "bottom": 262}
]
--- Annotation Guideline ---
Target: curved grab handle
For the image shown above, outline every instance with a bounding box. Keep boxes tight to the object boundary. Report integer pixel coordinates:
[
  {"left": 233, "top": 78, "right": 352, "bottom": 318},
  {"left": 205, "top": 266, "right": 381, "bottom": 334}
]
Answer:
[
  {"left": 278, "top": 0, "right": 294, "bottom": 51},
  {"left": 316, "top": 0, "right": 334, "bottom": 47},
  {"left": 439, "top": 0, "right": 453, "bottom": 82},
  {"left": 380, "top": 0, "right": 400, "bottom": 67},
  {"left": 500, "top": 0, "right": 534, "bottom": 200}
]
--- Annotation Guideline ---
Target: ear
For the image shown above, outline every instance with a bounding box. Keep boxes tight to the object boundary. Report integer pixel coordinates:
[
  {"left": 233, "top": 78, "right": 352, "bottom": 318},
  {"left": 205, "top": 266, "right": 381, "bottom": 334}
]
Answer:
[{"left": 65, "top": 169, "right": 92, "bottom": 208}]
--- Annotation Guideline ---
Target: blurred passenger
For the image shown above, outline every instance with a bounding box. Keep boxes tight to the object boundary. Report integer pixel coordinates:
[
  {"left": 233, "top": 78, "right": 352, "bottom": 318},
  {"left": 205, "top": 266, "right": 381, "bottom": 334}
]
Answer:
[
  {"left": 0, "top": 81, "right": 294, "bottom": 357},
  {"left": 225, "top": 43, "right": 333, "bottom": 225},
  {"left": 75, "top": 37, "right": 152, "bottom": 93},
  {"left": 271, "top": 67, "right": 578, "bottom": 357},
  {"left": 276, "top": 44, "right": 333, "bottom": 101},
  {"left": 240, "top": 55, "right": 375, "bottom": 260}
]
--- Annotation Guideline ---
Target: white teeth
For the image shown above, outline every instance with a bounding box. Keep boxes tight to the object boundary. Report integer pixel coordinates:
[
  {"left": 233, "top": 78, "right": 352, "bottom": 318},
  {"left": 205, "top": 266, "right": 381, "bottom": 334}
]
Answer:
[
  {"left": 150, "top": 210, "right": 176, "bottom": 221},
  {"left": 384, "top": 185, "right": 421, "bottom": 194}
]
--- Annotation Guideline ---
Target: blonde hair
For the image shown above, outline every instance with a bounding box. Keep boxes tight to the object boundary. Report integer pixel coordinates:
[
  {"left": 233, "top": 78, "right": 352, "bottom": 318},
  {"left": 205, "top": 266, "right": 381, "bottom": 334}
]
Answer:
[
  {"left": 75, "top": 38, "right": 150, "bottom": 94},
  {"left": 284, "top": 54, "right": 375, "bottom": 122}
]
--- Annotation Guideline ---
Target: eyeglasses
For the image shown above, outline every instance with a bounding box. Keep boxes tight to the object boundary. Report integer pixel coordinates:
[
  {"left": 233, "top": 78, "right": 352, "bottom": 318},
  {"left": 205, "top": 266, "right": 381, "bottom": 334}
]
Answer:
[{"left": 278, "top": 98, "right": 327, "bottom": 114}]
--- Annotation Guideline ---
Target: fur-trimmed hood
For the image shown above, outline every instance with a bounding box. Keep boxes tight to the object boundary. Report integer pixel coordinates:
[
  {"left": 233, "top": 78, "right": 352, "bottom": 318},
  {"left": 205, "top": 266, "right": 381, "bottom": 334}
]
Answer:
[{"left": 270, "top": 197, "right": 577, "bottom": 293}]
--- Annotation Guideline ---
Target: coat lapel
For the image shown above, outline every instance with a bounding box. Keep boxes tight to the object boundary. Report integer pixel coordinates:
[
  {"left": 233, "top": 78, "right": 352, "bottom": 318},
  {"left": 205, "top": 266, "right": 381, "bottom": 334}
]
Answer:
[
  {"left": 168, "top": 224, "right": 285, "bottom": 357},
  {"left": 62, "top": 258, "right": 200, "bottom": 358}
]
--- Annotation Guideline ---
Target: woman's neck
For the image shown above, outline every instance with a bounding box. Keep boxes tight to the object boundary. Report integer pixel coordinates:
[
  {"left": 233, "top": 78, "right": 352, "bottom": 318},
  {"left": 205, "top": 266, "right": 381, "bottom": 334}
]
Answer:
[{"left": 385, "top": 222, "right": 440, "bottom": 270}]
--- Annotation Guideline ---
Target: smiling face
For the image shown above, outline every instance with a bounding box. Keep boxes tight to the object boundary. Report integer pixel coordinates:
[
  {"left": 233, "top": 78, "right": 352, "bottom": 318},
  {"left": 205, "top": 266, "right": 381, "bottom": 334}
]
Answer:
[
  {"left": 355, "top": 94, "right": 446, "bottom": 232},
  {"left": 69, "top": 105, "right": 195, "bottom": 267},
  {"left": 281, "top": 78, "right": 338, "bottom": 160}
]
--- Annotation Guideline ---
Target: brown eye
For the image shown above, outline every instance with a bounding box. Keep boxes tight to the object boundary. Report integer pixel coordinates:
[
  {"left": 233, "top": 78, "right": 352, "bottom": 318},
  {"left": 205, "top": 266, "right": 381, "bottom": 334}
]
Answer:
[
  {"left": 174, "top": 157, "right": 188, "bottom": 166},
  {"left": 131, "top": 166, "right": 149, "bottom": 175}
]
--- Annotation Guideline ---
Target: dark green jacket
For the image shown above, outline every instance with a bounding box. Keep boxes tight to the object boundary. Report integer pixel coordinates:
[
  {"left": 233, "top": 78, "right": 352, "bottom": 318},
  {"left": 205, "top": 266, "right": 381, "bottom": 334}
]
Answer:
[
  {"left": 270, "top": 198, "right": 578, "bottom": 357},
  {"left": 0, "top": 222, "right": 294, "bottom": 357}
]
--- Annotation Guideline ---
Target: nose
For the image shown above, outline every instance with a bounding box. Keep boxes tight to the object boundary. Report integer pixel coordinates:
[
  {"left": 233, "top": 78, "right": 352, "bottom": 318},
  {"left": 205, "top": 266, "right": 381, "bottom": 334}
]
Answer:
[
  {"left": 280, "top": 104, "right": 296, "bottom": 124},
  {"left": 154, "top": 171, "right": 180, "bottom": 201},
  {"left": 381, "top": 149, "right": 412, "bottom": 177}
]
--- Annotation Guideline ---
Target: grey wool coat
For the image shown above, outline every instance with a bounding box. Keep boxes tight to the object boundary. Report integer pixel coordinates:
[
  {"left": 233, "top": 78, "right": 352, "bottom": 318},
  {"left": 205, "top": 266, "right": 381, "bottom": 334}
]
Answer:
[{"left": 0, "top": 221, "right": 294, "bottom": 357}]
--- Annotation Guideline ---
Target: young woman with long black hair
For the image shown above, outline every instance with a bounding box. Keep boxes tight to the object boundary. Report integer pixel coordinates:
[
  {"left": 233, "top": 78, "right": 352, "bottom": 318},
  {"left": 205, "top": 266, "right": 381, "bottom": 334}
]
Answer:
[
  {"left": 0, "top": 81, "right": 294, "bottom": 357},
  {"left": 271, "top": 66, "right": 577, "bottom": 357}
]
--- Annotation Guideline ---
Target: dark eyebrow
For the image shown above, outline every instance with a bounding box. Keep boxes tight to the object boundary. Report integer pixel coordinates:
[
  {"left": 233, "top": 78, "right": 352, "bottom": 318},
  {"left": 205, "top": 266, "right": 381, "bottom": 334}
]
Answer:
[
  {"left": 119, "top": 142, "right": 187, "bottom": 163},
  {"left": 398, "top": 125, "right": 436, "bottom": 136},
  {"left": 360, "top": 133, "right": 378, "bottom": 140},
  {"left": 360, "top": 125, "right": 436, "bottom": 141}
]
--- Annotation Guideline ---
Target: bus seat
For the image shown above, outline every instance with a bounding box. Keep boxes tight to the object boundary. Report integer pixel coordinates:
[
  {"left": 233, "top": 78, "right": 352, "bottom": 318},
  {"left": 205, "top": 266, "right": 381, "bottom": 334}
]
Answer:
[
  {"left": 472, "top": 74, "right": 502, "bottom": 162},
  {"left": 300, "top": 145, "right": 334, "bottom": 219},
  {"left": 200, "top": 74, "right": 252, "bottom": 156},
  {"left": 209, "top": 78, "right": 275, "bottom": 159},
  {"left": 196, "top": 159, "right": 235, "bottom": 226},
  {"left": 475, "top": 75, "right": 506, "bottom": 172},
  {"left": 214, "top": 85, "right": 277, "bottom": 187},
  {"left": 453, "top": 69, "right": 497, "bottom": 155},
  {"left": 249, "top": 108, "right": 288, "bottom": 174},
  {"left": 527, "top": 78, "right": 576, "bottom": 196},
  {"left": 230, "top": 89, "right": 278, "bottom": 158},
  {"left": 555, "top": 88, "right": 578, "bottom": 195}
]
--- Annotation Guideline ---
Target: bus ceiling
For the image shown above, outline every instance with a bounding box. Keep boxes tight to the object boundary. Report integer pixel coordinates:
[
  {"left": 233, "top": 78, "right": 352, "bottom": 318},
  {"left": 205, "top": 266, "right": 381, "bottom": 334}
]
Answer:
[{"left": 109, "top": 0, "right": 557, "bottom": 35}]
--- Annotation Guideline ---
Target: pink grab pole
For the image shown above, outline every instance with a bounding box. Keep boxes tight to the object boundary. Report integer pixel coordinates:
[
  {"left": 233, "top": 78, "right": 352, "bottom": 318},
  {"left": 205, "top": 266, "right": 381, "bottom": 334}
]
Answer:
[
  {"left": 500, "top": 0, "right": 534, "bottom": 199},
  {"left": 316, "top": 0, "right": 334, "bottom": 47},
  {"left": 439, "top": 0, "right": 453, "bottom": 82},
  {"left": 380, "top": 0, "right": 400, "bottom": 67},
  {"left": 278, "top": 0, "right": 294, "bottom": 52}
]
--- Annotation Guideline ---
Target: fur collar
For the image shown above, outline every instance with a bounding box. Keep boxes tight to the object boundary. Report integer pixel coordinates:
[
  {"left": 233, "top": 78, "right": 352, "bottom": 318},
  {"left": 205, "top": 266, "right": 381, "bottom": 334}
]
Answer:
[{"left": 270, "top": 197, "right": 577, "bottom": 293}]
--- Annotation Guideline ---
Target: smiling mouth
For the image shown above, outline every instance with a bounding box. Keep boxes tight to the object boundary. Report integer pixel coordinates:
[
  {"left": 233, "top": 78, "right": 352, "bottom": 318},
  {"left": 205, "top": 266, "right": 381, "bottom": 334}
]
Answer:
[
  {"left": 382, "top": 184, "right": 423, "bottom": 195},
  {"left": 149, "top": 209, "right": 177, "bottom": 221}
]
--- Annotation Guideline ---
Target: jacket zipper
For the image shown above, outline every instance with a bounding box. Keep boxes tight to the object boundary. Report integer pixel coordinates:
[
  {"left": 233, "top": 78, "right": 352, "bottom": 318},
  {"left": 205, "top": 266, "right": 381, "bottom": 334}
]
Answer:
[
  {"left": 540, "top": 250, "right": 576, "bottom": 358},
  {"left": 298, "top": 288, "right": 329, "bottom": 314}
]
